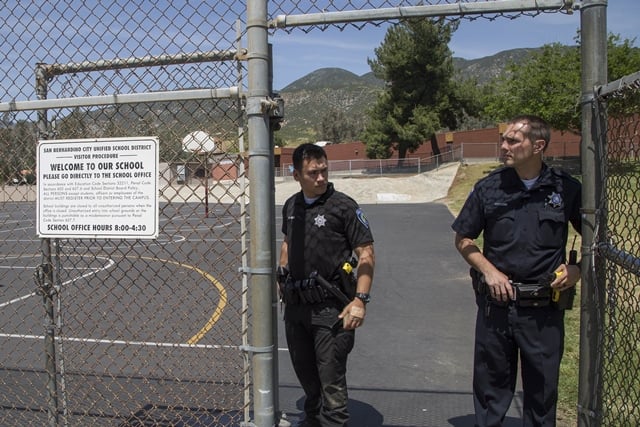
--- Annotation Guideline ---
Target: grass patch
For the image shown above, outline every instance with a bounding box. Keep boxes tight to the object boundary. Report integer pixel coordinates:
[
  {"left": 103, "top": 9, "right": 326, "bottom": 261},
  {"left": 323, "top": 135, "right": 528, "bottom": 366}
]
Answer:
[{"left": 445, "top": 161, "right": 581, "bottom": 426}]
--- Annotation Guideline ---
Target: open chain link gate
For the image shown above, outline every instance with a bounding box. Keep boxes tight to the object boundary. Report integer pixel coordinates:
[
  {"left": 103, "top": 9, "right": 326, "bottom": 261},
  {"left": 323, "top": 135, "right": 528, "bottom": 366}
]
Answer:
[
  {"left": 591, "top": 71, "right": 640, "bottom": 426},
  {"left": 0, "top": 1, "right": 616, "bottom": 426}
]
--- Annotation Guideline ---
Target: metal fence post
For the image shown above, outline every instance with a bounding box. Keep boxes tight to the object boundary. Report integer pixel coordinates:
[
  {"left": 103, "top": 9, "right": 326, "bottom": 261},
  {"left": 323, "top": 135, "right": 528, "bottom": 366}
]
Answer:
[
  {"left": 246, "top": 1, "right": 276, "bottom": 426},
  {"left": 35, "top": 62, "right": 60, "bottom": 427},
  {"left": 578, "top": 1, "right": 608, "bottom": 426},
  {"left": 35, "top": 261, "right": 58, "bottom": 427}
]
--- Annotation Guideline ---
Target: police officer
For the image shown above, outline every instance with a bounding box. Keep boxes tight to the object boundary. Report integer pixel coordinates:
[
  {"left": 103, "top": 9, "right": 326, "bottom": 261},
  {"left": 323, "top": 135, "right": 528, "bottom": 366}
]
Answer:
[
  {"left": 279, "top": 143, "right": 375, "bottom": 427},
  {"left": 451, "top": 115, "right": 581, "bottom": 426}
]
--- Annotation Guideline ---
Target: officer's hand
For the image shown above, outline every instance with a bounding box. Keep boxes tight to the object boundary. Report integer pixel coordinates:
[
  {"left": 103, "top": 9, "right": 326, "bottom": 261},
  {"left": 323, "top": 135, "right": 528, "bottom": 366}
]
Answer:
[
  {"left": 339, "top": 300, "right": 366, "bottom": 330},
  {"left": 484, "top": 270, "right": 514, "bottom": 302},
  {"left": 550, "top": 264, "right": 580, "bottom": 290},
  {"left": 276, "top": 266, "right": 289, "bottom": 299}
]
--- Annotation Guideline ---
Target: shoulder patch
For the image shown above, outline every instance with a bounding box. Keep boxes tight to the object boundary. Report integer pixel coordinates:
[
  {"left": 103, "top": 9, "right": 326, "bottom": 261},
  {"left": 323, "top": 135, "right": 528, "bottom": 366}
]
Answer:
[{"left": 356, "top": 208, "right": 370, "bottom": 229}]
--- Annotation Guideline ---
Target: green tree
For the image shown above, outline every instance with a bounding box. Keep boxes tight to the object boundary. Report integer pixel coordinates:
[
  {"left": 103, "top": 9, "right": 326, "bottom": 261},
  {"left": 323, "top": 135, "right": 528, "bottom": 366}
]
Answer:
[
  {"left": 483, "top": 34, "right": 640, "bottom": 132},
  {"left": 362, "top": 18, "right": 475, "bottom": 160},
  {"left": 0, "top": 126, "right": 13, "bottom": 182},
  {"left": 316, "top": 108, "right": 364, "bottom": 144},
  {"left": 8, "top": 120, "right": 37, "bottom": 181},
  {"left": 605, "top": 34, "right": 640, "bottom": 117},
  {"left": 607, "top": 34, "right": 640, "bottom": 83}
]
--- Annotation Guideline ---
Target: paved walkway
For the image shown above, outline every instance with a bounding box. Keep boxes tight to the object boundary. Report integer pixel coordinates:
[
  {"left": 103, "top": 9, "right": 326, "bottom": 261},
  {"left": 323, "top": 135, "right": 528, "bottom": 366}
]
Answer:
[{"left": 274, "top": 162, "right": 460, "bottom": 205}]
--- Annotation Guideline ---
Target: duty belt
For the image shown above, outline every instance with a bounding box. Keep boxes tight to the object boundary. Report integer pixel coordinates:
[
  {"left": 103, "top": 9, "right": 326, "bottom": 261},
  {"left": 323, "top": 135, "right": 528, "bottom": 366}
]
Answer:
[
  {"left": 279, "top": 261, "right": 357, "bottom": 307},
  {"left": 475, "top": 280, "right": 574, "bottom": 310},
  {"left": 511, "top": 282, "right": 552, "bottom": 307},
  {"left": 475, "top": 280, "right": 549, "bottom": 307},
  {"left": 283, "top": 277, "right": 330, "bottom": 305}
]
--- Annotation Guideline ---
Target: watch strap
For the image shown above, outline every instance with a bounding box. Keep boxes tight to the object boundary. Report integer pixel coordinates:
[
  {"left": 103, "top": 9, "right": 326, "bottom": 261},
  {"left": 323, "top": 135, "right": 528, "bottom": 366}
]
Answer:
[{"left": 355, "top": 292, "right": 370, "bottom": 304}]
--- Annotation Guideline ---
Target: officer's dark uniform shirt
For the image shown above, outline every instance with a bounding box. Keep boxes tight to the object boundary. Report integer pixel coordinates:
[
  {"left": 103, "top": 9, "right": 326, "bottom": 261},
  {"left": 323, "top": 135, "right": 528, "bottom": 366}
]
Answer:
[
  {"left": 452, "top": 164, "right": 581, "bottom": 283},
  {"left": 282, "top": 183, "right": 373, "bottom": 283}
]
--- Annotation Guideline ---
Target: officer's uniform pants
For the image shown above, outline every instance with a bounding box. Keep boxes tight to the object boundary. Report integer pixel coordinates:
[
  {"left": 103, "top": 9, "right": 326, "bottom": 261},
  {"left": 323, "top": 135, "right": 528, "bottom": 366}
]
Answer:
[
  {"left": 285, "top": 303, "right": 355, "bottom": 427},
  {"left": 473, "top": 295, "right": 565, "bottom": 427}
]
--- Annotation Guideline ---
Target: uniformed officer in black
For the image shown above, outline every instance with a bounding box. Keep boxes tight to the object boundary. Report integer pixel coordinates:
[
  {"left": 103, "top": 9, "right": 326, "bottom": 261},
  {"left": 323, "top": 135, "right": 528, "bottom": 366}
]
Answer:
[
  {"left": 451, "top": 115, "right": 581, "bottom": 427},
  {"left": 279, "top": 143, "right": 375, "bottom": 427}
]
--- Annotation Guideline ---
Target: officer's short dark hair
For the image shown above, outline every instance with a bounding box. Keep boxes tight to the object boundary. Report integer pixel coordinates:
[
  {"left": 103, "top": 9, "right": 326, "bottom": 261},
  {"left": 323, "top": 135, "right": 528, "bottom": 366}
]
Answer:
[
  {"left": 509, "top": 115, "right": 551, "bottom": 152},
  {"left": 292, "top": 143, "right": 328, "bottom": 172}
]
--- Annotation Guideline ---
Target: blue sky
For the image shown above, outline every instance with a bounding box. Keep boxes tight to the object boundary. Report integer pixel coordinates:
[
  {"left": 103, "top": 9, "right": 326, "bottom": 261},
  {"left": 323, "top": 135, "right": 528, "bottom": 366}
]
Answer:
[{"left": 270, "top": 1, "right": 640, "bottom": 90}]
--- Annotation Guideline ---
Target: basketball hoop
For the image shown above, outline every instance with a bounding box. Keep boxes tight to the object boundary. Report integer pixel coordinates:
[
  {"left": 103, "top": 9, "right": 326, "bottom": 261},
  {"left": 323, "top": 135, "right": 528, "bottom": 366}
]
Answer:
[{"left": 182, "top": 131, "right": 216, "bottom": 154}]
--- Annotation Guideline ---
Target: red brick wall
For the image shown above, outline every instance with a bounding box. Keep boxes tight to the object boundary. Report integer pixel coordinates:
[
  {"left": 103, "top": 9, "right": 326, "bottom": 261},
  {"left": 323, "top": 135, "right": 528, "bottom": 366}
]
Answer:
[
  {"left": 211, "top": 159, "right": 238, "bottom": 180},
  {"left": 276, "top": 126, "right": 581, "bottom": 165}
]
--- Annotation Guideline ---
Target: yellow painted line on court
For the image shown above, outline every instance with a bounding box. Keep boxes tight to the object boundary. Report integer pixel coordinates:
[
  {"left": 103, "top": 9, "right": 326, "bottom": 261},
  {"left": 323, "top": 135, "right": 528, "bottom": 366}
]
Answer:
[
  {"left": 1, "top": 253, "right": 227, "bottom": 345},
  {"left": 141, "top": 257, "right": 227, "bottom": 345}
]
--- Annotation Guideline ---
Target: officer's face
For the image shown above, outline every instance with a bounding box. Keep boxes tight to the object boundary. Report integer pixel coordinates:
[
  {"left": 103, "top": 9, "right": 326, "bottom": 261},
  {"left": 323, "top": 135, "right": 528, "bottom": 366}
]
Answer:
[
  {"left": 295, "top": 156, "right": 328, "bottom": 198},
  {"left": 500, "top": 122, "right": 544, "bottom": 169}
]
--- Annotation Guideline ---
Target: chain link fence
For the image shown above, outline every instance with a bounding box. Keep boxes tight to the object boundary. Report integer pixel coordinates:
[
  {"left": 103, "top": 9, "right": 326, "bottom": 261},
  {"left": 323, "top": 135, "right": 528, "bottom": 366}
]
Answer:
[
  {"left": 0, "top": 1, "right": 604, "bottom": 426},
  {"left": 1, "top": 2, "right": 251, "bottom": 425},
  {"left": 279, "top": 148, "right": 462, "bottom": 178},
  {"left": 593, "top": 70, "right": 640, "bottom": 426}
]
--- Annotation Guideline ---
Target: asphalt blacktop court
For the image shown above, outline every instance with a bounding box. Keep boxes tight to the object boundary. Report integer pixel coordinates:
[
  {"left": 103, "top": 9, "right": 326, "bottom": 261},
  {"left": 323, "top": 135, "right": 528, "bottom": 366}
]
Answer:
[{"left": 274, "top": 163, "right": 525, "bottom": 427}]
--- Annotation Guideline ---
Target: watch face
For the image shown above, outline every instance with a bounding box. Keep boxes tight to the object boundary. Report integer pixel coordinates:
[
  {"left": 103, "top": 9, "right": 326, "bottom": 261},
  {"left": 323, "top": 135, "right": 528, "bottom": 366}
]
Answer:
[{"left": 356, "top": 293, "right": 370, "bottom": 303}]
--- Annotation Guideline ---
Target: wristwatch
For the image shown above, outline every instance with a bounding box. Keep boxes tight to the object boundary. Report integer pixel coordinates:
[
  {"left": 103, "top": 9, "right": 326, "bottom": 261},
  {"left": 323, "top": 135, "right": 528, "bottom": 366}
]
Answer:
[{"left": 355, "top": 292, "right": 371, "bottom": 304}]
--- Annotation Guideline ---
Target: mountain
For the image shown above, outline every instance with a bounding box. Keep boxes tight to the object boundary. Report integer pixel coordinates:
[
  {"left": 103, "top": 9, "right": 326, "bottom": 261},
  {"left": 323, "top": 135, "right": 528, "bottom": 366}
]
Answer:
[
  {"left": 276, "top": 68, "right": 385, "bottom": 144},
  {"left": 281, "top": 68, "right": 383, "bottom": 92},
  {"left": 452, "top": 48, "right": 539, "bottom": 84},
  {"left": 275, "top": 48, "right": 543, "bottom": 145}
]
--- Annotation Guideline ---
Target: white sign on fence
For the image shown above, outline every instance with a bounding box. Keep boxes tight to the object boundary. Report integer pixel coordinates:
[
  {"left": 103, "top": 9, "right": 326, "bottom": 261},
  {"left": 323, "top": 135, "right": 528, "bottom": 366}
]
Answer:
[{"left": 37, "top": 137, "right": 159, "bottom": 239}]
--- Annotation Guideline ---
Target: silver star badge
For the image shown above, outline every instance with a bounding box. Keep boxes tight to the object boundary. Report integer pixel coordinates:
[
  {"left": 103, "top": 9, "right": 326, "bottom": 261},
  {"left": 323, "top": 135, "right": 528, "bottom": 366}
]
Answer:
[
  {"left": 314, "top": 214, "right": 327, "bottom": 227},
  {"left": 546, "top": 192, "right": 563, "bottom": 208}
]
